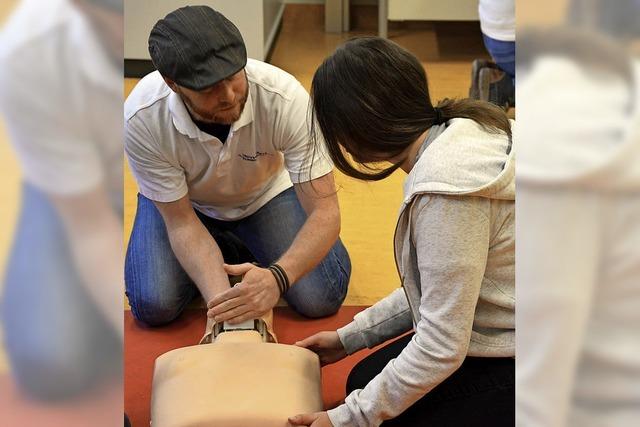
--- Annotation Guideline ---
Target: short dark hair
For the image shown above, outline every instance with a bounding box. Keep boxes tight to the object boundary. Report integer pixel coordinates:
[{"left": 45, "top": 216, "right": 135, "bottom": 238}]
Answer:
[{"left": 309, "top": 37, "right": 512, "bottom": 181}]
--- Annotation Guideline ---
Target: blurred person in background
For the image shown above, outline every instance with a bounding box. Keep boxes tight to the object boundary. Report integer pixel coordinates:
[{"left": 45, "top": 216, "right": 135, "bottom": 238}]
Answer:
[
  {"left": 469, "top": 0, "right": 515, "bottom": 110},
  {"left": 0, "top": 0, "right": 123, "bottom": 406},
  {"left": 290, "top": 37, "right": 515, "bottom": 427},
  {"left": 124, "top": 6, "right": 351, "bottom": 335},
  {"left": 517, "top": 0, "right": 640, "bottom": 425}
]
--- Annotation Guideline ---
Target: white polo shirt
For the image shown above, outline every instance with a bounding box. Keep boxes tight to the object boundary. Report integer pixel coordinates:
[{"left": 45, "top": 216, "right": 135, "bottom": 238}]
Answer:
[{"left": 125, "top": 59, "right": 332, "bottom": 221}]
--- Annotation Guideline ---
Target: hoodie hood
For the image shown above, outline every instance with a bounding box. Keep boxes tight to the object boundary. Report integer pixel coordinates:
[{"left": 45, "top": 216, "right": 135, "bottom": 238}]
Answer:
[{"left": 402, "top": 118, "right": 515, "bottom": 206}]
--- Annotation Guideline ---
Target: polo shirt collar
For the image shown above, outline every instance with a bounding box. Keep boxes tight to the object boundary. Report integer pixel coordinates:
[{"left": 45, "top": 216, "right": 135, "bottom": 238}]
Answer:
[
  {"left": 168, "top": 91, "right": 204, "bottom": 140},
  {"left": 168, "top": 87, "right": 254, "bottom": 142}
]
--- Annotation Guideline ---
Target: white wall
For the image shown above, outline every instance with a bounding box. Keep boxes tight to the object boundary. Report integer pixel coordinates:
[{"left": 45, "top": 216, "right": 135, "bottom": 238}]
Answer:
[
  {"left": 388, "top": 0, "right": 478, "bottom": 21},
  {"left": 284, "top": 0, "right": 378, "bottom": 4},
  {"left": 263, "top": 0, "right": 286, "bottom": 56},
  {"left": 125, "top": 0, "right": 284, "bottom": 61}
]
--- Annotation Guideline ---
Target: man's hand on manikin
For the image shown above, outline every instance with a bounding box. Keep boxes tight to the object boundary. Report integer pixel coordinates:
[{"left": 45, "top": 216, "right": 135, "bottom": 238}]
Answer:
[{"left": 207, "top": 263, "right": 280, "bottom": 324}]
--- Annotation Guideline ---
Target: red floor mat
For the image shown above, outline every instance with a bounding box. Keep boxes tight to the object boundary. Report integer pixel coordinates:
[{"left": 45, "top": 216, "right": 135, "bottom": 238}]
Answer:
[{"left": 125, "top": 306, "right": 376, "bottom": 427}]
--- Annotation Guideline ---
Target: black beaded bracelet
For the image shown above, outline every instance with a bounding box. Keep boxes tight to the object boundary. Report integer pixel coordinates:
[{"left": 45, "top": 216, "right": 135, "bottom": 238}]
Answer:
[
  {"left": 268, "top": 266, "right": 285, "bottom": 296},
  {"left": 272, "top": 263, "right": 290, "bottom": 292},
  {"left": 268, "top": 263, "right": 290, "bottom": 296}
]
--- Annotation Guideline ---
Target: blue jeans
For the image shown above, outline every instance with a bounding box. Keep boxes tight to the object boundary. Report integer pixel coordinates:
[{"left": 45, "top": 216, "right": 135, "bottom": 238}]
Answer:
[
  {"left": 482, "top": 34, "right": 515, "bottom": 82},
  {"left": 125, "top": 187, "right": 351, "bottom": 326},
  {"left": 1, "top": 183, "right": 122, "bottom": 400}
]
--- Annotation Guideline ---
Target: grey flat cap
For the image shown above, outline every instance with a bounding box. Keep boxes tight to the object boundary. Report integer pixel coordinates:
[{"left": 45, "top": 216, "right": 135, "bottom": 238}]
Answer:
[{"left": 148, "top": 6, "right": 247, "bottom": 91}]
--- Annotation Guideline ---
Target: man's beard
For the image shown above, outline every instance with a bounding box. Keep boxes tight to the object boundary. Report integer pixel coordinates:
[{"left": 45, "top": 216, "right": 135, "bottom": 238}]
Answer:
[{"left": 179, "top": 81, "right": 249, "bottom": 125}]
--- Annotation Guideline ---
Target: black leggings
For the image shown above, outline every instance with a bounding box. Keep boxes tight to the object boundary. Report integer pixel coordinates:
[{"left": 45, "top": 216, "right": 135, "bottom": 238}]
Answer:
[{"left": 346, "top": 334, "right": 515, "bottom": 427}]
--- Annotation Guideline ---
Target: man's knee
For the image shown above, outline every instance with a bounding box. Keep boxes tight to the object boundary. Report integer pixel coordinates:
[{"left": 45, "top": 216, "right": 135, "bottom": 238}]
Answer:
[
  {"left": 285, "top": 276, "right": 347, "bottom": 318},
  {"left": 125, "top": 264, "right": 195, "bottom": 326},
  {"left": 285, "top": 248, "right": 351, "bottom": 318},
  {"left": 129, "top": 298, "right": 185, "bottom": 327},
  {"left": 287, "top": 294, "right": 343, "bottom": 318}
]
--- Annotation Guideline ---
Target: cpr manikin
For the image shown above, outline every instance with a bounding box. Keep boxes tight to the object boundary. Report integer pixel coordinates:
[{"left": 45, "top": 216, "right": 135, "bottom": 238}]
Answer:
[{"left": 150, "top": 314, "right": 323, "bottom": 427}]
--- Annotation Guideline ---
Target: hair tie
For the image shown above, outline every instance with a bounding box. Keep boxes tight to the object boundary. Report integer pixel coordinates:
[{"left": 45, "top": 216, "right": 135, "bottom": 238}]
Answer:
[{"left": 433, "top": 107, "right": 443, "bottom": 125}]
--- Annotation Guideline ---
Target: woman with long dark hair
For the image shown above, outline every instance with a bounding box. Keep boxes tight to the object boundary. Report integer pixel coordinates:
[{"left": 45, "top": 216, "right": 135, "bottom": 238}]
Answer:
[{"left": 289, "top": 37, "right": 515, "bottom": 427}]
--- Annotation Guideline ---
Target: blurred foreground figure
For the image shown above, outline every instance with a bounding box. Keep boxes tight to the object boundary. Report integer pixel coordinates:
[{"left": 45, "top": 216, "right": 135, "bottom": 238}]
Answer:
[
  {"left": 516, "top": 0, "right": 640, "bottom": 426},
  {"left": 0, "top": 0, "right": 123, "bottom": 422}
]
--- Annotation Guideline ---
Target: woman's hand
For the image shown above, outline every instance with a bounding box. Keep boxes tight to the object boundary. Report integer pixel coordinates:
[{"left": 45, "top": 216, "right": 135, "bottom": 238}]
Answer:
[
  {"left": 289, "top": 411, "right": 333, "bottom": 426},
  {"left": 295, "top": 331, "right": 347, "bottom": 366}
]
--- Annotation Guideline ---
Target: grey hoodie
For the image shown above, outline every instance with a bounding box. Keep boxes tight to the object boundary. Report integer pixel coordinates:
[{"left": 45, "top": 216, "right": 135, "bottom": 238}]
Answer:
[{"left": 327, "top": 118, "right": 515, "bottom": 427}]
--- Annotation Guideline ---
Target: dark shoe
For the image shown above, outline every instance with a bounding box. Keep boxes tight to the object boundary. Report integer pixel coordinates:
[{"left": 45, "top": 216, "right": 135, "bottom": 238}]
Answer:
[
  {"left": 469, "top": 59, "right": 495, "bottom": 100},
  {"left": 469, "top": 59, "right": 515, "bottom": 110},
  {"left": 479, "top": 67, "right": 515, "bottom": 110}
]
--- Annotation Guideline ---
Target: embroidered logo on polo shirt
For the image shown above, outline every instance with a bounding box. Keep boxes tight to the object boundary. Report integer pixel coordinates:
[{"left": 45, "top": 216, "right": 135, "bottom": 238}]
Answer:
[{"left": 238, "top": 151, "right": 272, "bottom": 162}]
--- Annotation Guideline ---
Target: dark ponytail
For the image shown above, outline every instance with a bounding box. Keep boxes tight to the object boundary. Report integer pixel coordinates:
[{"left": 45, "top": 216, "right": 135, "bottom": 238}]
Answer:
[
  {"left": 435, "top": 97, "right": 512, "bottom": 139},
  {"left": 308, "top": 37, "right": 512, "bottom": 181}
]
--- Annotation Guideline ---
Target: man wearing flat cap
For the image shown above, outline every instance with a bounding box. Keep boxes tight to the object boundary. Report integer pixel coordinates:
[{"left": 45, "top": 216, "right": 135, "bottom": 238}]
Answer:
[{"left": 124, "top": 6, "right": 351, "bottom": 330}]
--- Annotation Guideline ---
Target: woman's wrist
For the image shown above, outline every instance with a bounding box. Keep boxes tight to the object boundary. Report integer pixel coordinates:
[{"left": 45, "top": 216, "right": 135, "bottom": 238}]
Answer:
[{"left": 336, "top": 322, "right": 366, "bottom": 355}]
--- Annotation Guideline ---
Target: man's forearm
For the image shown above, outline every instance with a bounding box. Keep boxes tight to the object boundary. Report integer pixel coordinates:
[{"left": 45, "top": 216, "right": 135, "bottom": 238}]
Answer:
[
  {"left": 277, "top": 209, "right": 340, "bottom": 285},
  {"left": 167, "top": 220, "right": 230, "bottom": 302}
]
